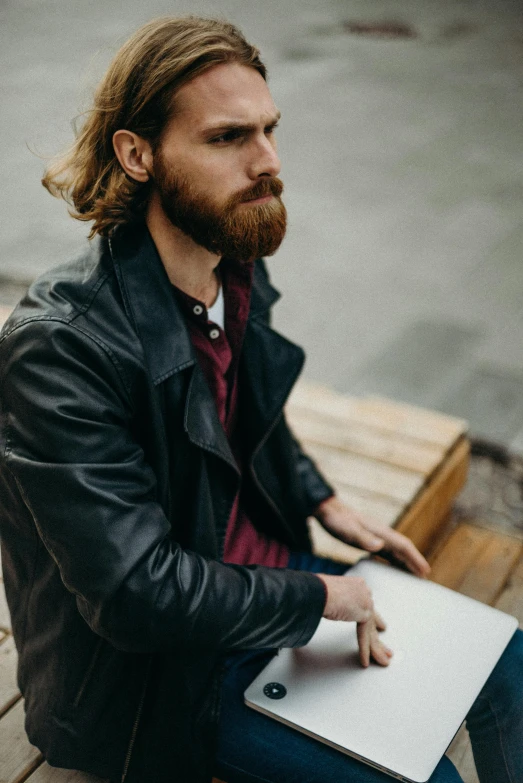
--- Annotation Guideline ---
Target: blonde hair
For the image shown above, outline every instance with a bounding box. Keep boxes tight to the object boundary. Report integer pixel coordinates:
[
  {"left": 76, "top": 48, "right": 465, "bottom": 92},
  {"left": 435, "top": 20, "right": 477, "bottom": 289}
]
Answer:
[{"left": 42, "top": 17, "right": 266, "bottom": 238}]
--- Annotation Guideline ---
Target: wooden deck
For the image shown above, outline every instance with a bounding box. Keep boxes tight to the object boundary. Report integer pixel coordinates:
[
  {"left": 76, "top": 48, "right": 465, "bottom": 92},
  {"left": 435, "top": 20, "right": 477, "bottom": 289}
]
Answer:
[{"left": 0, "top": 312, "right": 521, "bottom": 781}]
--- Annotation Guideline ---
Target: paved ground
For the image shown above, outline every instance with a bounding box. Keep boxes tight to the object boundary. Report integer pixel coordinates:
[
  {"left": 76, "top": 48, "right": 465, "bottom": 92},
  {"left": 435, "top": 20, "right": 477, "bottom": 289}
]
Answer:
[{"left": 2, "top": 0, "right": 523, "bottom": 449}]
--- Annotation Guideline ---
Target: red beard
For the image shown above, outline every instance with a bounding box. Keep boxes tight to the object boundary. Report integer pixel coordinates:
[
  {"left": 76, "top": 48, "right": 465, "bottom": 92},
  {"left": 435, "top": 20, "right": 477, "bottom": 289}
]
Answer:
[{"left": 152, "top": 156, "right": 287, "bottom": 263}]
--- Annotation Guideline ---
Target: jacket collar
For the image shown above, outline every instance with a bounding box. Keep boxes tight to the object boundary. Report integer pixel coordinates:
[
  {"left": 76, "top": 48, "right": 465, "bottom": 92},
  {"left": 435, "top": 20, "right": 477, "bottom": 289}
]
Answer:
[
  {"left": 108, "top": 224, "right": 281, "bottom": 384},
  {"left": 109, "top": 224, "right": 196, "bottom": 385}
]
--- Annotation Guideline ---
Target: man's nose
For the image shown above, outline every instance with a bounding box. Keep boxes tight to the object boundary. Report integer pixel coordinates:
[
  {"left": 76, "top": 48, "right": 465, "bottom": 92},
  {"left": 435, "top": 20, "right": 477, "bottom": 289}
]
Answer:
[{"left": 249, "top": 135, "right": 281, "bottom": 179}]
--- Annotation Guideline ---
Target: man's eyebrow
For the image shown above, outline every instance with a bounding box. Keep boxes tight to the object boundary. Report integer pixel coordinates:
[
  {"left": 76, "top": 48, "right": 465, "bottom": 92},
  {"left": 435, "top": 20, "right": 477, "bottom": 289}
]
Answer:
[{"left": 201, "top": 111, "right": 281, "bottom": 136}]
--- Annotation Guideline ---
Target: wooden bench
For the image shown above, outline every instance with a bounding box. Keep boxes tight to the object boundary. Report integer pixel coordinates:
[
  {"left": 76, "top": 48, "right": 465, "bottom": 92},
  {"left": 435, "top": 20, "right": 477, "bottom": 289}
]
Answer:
[{"left": 286, "top": 381, "right": 470, "bottom": 564}]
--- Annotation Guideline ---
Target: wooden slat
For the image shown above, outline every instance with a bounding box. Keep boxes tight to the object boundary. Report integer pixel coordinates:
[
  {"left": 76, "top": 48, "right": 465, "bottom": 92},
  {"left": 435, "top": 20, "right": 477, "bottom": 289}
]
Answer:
[
  {"left": 395, "top": 438, "right": 470, "bottom": 554},
  {"left": 0, "top": 637, "right": 20, "bottom": 718},
  {"left": 289, "top": 383, "right": 467, "bottom": 448},
  {"left": 459, "top": 535, "right": 523, "bottom": 605},
  {"left": 494, "top": 557, "right": 523, "bottom": 626},
  {"left": 365, "top": 396, "right": 468, "bottom": 445},
  {"left": 429, "top": 523, "right": 523, "bottom": 603},
  {"left": 0, "top": 700, "right": 41, "bottom": 783},
  {"left": 25, "top": 763, "right": 106, "bottom": 783},
  {"left": 0, "top": 581, "right": 11, "bottom": 633},
  {"left": 332, "top": 486, "right": 402, "bottom": 528},
  {"left": 304, "top": 442, "right": 425, "bottom": 504},
  {"left": 287, "top": 406, "right": 445, "bottom": 476}
]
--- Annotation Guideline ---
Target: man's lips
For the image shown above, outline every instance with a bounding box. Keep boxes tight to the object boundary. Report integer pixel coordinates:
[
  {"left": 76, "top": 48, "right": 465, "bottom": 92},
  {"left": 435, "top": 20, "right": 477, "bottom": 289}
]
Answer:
[{"left": 241, "top": 193, "right": 274, "bottom": 205}]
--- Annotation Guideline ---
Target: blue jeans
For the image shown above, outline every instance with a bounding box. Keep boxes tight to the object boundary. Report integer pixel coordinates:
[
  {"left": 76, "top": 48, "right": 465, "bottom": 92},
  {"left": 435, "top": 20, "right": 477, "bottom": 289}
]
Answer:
[{"left": 213, "top": 553, "right": 523, "bottom": 783}]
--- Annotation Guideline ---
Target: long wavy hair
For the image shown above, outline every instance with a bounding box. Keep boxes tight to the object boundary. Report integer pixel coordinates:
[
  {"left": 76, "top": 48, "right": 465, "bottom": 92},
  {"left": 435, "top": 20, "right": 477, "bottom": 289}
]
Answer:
[{"left": 42, "top": 17, "right": 266, "bottom": 238}]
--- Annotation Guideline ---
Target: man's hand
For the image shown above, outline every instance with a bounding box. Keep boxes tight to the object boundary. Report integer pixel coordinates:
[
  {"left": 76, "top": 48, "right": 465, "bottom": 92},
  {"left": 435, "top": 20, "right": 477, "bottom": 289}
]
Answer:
[
  {"left": 314, "top": 496, "right": 431, "bottom": 578},
  {"left": 316, "top": 573, "right": 392, "bottom": 667}
]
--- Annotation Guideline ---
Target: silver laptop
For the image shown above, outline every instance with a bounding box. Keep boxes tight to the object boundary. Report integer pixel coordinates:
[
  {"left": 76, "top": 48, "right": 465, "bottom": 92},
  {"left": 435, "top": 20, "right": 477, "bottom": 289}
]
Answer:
[{"left": 245, "top": 559, "right": 518, "bottom": 783}]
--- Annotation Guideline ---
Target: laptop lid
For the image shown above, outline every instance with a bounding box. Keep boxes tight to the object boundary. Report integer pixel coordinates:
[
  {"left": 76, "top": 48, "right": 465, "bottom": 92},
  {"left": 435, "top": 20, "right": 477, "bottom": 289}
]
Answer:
[{"left": 245, "top": 559, "right": 518, "bottom": 783}]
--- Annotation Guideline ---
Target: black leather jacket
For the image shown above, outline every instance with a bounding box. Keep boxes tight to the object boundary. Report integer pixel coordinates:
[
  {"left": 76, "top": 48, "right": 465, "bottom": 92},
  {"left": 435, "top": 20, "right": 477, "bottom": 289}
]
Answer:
[{"left": 0, "top": 225, "right": 332, "bottom": 783}]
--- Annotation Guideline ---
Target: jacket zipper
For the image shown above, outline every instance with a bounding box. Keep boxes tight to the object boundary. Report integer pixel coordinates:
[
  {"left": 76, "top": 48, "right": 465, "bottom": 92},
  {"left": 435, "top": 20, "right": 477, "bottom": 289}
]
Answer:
[{"left": 121, "top": 657, "right": 152, "bottom": 783}]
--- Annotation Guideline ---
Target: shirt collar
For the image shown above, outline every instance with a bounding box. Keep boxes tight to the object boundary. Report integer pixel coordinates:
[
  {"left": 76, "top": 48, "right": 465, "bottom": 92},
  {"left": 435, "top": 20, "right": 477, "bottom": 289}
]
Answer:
[{"left": 171, "top": 258, "right": 254, "bottom": 331}]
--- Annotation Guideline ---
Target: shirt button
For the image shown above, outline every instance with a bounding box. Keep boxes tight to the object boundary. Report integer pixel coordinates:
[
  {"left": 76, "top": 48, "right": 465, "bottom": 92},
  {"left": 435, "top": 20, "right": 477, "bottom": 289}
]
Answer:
[
  {"left": 209, "top": 328, "right": 220, "bottom": 340},
  {"left": 193, "top": 304, "right": 204, "bottom": 316}
]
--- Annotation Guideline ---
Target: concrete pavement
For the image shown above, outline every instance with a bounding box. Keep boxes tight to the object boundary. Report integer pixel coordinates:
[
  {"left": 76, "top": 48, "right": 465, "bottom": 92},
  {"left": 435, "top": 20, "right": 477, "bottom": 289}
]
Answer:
[{"left": 1, "top": 0, "right": 523, "bottom": 448}]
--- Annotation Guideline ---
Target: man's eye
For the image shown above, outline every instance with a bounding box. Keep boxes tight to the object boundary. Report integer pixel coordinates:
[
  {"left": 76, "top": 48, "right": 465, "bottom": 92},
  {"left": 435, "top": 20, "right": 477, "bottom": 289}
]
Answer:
[
  {"left": 265, "top": 123, "right": 279, "bottom": 135},
  {"left": 210, "top": 130, "right": 243, "bottom": 144}
]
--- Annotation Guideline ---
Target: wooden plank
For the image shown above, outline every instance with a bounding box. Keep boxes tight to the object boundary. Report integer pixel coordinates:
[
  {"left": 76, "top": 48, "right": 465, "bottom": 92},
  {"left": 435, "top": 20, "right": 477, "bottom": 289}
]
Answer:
[
  {"left": 395, "top": 438, "right": 470, "bottom": 554},
  {"left": 429, "top": 524, "right": 499, "bottom": 592},
  {"left": 304, "top": 442, "right": 425, "bottom": 504},
  {"left": 25, "top": 763, "right": 106, "bottom": 783},
  {"left": 365, "top": 396, "right": 468, "bottom": 444},
  {"left": 459, "top": 536, "right": 523, "bottom": 605},
  {"left": 429, "top": 523, "right": 523, "bottom": 604},
  {"left": 494, "top": 557, "right": 523, "bottom": 626},
  {"left": 287, "top": 406, "right": 446, "bottom": 476},
  {"left": 0, "top": 700, "right": 41, "bottom": 783},
  {"left": 0, "top": 580, "right": 11, "bottom": 633},
  {"left": 289, "top": 383, "right": 467, "bottom": 448},
  {"left": 332, "top": 486, "right": 402, "bottom": 528},
  {"left": 0, "top": 637, "right": 20, "bottom": 718}
]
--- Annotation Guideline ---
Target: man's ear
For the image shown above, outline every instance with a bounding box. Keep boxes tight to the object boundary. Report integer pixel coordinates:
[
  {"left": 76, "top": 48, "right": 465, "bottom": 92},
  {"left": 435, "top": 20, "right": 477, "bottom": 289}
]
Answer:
[{"left": 113, "top": 130, "right": 153, "bottom": 183}]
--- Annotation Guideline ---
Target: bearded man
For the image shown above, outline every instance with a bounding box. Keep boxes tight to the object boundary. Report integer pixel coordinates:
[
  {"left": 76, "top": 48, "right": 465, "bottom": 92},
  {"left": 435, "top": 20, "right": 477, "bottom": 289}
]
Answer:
[{"left": 1, "top": 16, "right": 522, "bottom": 783}]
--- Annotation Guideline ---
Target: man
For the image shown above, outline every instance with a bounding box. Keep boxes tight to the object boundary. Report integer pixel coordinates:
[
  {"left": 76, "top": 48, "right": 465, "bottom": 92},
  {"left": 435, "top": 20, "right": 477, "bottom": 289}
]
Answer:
[{"left": 0, "top": 16, "right": 521, "bottom": 783}]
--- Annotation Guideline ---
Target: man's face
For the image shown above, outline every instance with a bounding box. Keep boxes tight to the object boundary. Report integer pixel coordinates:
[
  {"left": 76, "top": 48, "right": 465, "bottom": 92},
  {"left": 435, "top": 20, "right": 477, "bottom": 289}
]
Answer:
[{"left": 150, "top": 62, "right": 286, "bottom": 262}]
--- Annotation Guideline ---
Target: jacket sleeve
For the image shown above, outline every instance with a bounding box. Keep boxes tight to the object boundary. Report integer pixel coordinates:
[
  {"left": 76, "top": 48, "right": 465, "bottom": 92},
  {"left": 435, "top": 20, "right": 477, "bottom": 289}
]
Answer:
[
  {"left": 0, "top": 319, "right": 325, "bottom": 655},
  {"left": 286, "top": 419, "right": 335, "bottom": 515}
]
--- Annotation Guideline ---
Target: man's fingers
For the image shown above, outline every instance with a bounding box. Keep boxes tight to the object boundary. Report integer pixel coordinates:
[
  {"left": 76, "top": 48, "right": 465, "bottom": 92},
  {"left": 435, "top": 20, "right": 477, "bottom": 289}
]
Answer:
[
  {"left": 347, "top": 513, "right": 431, "bottom": 577},
  {"left": 357, "top": 619, "right": 393, "bottom": 668},
  {"left": 353, "top": 527, "right": 385, "bottom": 552},
  {"left": 372, "top": 526, "right": 431, "bottom": 577},
  {"left": 370, "top": 628, "right": 393, "bottom": 667},
  {"left": 390, "top": 537, "right": 430, "bottom": 577},
  {"left": 357, "top": 620, "right": 371, "bottom": 668},
  {"left": 374, "top": 611, "right": 386, "bottom": 632},
  {"left": 316, "top": 499, "right": 429, "bottom": 577}
]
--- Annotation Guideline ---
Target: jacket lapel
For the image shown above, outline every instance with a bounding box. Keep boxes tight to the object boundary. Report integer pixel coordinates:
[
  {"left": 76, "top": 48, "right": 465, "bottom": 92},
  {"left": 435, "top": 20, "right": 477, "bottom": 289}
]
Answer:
[
  {"left": 183, "top": 365, "right": 238, "bottom": 472},
  {"left": 241, "top": 320, "right": 305, "bottom": 449},
  {"left": 109, "top": 225, "right": 237, "bottom": 471},
  {"left": 242, "top": 261, "right": 305, "bottom": 448}
]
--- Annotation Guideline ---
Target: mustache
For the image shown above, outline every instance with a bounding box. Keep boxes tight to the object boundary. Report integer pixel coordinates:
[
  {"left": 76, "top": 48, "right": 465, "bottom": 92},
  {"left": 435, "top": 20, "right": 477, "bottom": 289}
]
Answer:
[{"left": 232, "top": 177, "right": 284, "bottom": 206}]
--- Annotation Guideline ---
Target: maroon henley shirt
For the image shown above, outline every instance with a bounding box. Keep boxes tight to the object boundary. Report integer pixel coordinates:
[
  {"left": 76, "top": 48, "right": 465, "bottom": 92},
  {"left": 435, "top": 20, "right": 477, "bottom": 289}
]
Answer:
[{"left": 172, "top": 260, "right": 290, "bottom": 568}]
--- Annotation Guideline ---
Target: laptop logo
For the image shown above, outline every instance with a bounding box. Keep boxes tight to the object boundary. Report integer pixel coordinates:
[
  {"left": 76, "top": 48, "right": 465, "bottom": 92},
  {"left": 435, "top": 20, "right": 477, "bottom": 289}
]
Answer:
[{"left": 264, "top": 682, "right": 287, "bottom": 700}]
